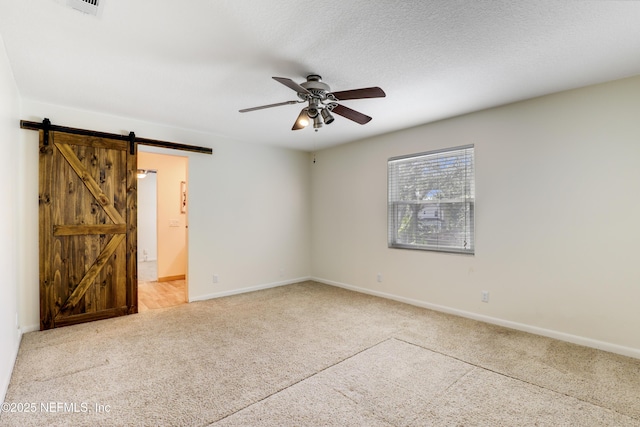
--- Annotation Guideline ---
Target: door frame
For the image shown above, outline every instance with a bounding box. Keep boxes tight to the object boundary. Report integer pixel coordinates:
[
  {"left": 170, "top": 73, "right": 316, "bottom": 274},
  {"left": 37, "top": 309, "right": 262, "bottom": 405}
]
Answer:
[{"left": 137, "top": 151, "right": 189, "bottom": 303}]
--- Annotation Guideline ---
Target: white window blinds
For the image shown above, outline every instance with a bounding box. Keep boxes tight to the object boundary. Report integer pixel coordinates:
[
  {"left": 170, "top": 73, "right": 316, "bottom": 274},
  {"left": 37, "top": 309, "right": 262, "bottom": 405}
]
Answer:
[{"left": 388, "top": 145, "right": 475, "bottom": 254}]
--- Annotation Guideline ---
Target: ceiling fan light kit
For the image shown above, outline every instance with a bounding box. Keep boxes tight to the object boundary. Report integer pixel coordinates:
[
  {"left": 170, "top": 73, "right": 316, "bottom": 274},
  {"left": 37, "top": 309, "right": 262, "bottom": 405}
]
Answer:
[
  {"left": 239, "top": 75, "right": 385, "bottom": 132},
  {"left": 293, "top": 108, "right": 310, "bottom": 130},
  {"left": 321, "top": 108, "right": 334, "bottom": 124}
]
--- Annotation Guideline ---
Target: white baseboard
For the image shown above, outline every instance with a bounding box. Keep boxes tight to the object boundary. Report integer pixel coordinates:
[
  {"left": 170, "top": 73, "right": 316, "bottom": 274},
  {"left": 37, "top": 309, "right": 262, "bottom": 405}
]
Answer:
[
  {"left": 313, "top": 277, "right": 640, "bottom": 360},
  {"left": 20, "top": 324, "right": 39, "bottom": 334},
  {"left": 18, "top": 276, "right": 638, "bottom": 360},
  {"left": 22, "top": 276, "right": 313, "bottom": 329},
  {"left": 189, "top": 276, "right": 312, "bottom": 303}
]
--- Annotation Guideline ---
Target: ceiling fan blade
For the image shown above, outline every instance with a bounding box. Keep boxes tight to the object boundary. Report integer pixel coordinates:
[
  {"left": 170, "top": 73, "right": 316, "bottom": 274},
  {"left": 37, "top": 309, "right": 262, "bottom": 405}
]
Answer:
[
  {"left": 332, "top": 104, "right": 372, "bottom": 125},
  {"left": 239, "top": 100, "right": 299, "bottom": 113},
  {"left": 330, "top": 87, "right": 386, "bottom": 101},
  {"left": 273, "top": 77, "right": 312, "bottom": 95}
]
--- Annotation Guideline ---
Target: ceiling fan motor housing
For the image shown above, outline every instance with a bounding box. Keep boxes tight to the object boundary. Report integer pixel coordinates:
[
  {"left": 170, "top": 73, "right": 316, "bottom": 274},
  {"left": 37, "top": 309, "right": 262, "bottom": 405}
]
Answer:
[
  {"left": 299, "top": 75, "right": 337, "bottom": 126},
  {"left": 300, "top": 75, "right": 331, "bottom": 99}
]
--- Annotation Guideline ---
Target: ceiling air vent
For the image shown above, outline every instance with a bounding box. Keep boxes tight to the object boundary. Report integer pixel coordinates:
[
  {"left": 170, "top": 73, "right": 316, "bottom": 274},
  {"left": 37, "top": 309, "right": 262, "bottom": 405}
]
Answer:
[{"left": 67, "top": 0, "right": 103, "bottom": 16}]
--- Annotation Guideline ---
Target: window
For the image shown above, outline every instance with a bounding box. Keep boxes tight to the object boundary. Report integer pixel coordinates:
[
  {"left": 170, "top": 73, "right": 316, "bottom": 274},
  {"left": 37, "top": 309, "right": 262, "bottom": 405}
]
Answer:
[{"left": 388, "top": 145, "right": 475, "bottom": 254}]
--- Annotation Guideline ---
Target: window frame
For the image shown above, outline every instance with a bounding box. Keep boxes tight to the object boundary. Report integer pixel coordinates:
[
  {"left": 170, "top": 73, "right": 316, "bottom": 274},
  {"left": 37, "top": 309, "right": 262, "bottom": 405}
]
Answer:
[{"left": 387, "top": 145, "right": 475, "bottom": 255}]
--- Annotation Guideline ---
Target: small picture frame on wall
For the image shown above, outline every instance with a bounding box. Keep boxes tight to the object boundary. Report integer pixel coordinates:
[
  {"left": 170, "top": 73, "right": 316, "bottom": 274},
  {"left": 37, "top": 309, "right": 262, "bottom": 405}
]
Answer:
[{"left": 180, "top": 181, "right": 187, "bottom": 214}]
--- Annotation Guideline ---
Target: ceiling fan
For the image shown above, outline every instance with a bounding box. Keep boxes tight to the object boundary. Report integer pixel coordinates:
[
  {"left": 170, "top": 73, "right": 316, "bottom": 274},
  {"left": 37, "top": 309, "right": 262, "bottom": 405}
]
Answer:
[{"left": 239, "top": 75, "right": 386, "bottom": 131}]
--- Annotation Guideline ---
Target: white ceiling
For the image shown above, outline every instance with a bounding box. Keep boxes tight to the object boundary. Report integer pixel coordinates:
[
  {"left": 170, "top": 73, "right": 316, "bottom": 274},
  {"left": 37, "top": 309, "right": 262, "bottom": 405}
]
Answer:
[{"left": 1, "top": 1, "right": 640, "bottom": 151}]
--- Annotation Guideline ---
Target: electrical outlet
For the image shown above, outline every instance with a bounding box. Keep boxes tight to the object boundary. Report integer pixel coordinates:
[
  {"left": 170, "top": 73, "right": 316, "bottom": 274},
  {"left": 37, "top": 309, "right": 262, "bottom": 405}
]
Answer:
[
  {"left": 481, "top": 290, "right": 489, "bottom": 303},
  {"left": 377, "top": 273, "right": 383, "bottom": 283},
  {"left": 213, "top": 274, "right": 219, "bottom": 284}
]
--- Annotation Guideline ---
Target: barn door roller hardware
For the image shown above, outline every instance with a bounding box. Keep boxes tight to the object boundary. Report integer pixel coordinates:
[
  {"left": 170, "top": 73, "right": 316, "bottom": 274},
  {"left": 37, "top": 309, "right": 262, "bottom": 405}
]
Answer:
[
  {"left": 42, "top": 118, "right": 51, "bottom": 146},
  {"left": 129, "top": 131, "right": 136, "bottom": 155},
  {"left": 20, "top": 119, "right": 213, "bottom": 155}
]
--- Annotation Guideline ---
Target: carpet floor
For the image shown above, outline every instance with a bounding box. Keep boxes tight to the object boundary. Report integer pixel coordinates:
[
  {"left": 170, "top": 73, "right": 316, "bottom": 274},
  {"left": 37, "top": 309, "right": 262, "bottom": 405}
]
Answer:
[{"left": 2, "top": 281, "right": 639, "bottom": 426}]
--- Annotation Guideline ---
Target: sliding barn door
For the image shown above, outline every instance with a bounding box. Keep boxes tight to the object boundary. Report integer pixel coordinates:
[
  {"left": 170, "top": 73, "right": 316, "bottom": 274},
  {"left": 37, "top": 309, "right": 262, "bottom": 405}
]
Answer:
[{"left": 39, "top": 131, "right": 137, "bottom": 330}]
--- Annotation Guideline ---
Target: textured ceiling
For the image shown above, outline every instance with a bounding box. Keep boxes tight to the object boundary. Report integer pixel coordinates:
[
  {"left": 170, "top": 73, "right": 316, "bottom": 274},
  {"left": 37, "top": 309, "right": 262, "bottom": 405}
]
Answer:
[{"left": 1, "top": 1, "right": 640, "bottom": 151}]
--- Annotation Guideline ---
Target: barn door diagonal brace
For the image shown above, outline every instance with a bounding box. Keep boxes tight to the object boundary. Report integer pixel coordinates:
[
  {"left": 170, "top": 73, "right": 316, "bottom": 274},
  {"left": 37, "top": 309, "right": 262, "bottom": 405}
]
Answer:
[
  {"left": 57, "top": 233, "right": 126, "bottom": 314},
  {"left": 54, "top": 142, "right": 126, "bottom": 224}
]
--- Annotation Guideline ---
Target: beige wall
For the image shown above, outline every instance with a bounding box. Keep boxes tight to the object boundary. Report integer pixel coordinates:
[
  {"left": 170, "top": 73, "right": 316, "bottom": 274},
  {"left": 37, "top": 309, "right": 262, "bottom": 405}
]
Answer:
[
  {"left": 311, "top": 75, "right": 640, "bottom": 357},
  {"left": 138, "top": 152, "right": 188, "bottom": 280},
  {"left": 0, "top": 33, "right": 21, "bottom": 403}
]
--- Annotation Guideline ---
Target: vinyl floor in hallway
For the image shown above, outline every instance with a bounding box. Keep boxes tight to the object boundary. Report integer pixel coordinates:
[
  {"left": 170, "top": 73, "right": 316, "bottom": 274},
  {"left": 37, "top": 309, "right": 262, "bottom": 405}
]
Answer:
[{"left": 138, "top": 261, "right": 187, "bottom": 312}]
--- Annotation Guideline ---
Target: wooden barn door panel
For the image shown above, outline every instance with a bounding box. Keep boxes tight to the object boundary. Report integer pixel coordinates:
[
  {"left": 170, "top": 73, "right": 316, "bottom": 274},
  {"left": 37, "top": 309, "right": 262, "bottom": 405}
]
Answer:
[{"left": 39, "top": 131, "right": 137, "bottom": 330}]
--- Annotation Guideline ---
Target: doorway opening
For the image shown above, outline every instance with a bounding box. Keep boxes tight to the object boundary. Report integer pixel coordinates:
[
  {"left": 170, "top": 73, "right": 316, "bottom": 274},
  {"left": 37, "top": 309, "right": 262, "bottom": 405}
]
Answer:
[{"left": 137, "top": 152, "right": 188, "bottom": 311}]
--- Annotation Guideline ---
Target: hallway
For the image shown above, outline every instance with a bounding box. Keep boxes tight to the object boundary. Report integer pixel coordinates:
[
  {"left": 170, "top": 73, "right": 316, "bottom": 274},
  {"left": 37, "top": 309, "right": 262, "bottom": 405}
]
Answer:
[{"left": 138, "top": 261, "right": 187, "bottom": 312}]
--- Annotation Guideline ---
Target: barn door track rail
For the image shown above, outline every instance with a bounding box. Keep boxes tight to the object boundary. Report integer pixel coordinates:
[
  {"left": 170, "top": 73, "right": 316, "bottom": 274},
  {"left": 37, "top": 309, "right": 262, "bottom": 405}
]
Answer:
[{"left": 21, "top": 118, "right": 213, "bottom": 155}]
